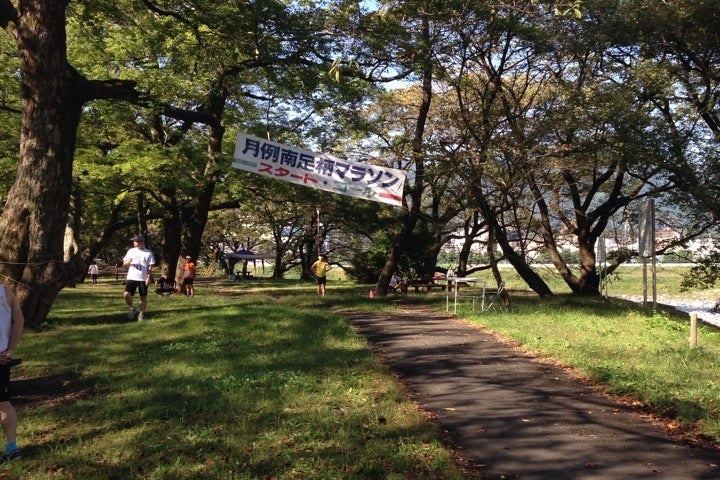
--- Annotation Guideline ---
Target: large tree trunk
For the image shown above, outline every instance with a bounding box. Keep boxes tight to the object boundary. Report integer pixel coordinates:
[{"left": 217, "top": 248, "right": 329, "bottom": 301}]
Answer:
[
  {"left": 493, "top": 221, "right": 553, "bottom": 298},
  {"left": 575, "top": 236, "right": 601, "bottom": 294},
  {"left": 0, "top": 0, "right": 84, "bottom": 328},
  {"left": 180, "top": 85, "right": 225, "bottom": 267},
  {"left": 543, "top": 233, "right": 601, "bottom": 294},
  {"left": 157, "top": 188, "right": 183, "bottom": 282},
  {"left": 376, "top": 16, "right": 432, "bottom": 297},
  {"left": 377, "top": 212, "right": 421, "bottom": 295}
]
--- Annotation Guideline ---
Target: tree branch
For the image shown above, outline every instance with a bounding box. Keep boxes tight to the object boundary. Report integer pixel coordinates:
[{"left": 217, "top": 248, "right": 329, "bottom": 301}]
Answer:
[{"left": 0, "top": 0, "right": 18, "bottom": 40}]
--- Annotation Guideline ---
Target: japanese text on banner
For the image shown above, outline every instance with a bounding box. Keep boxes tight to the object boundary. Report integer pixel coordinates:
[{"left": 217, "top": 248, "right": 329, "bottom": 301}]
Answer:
[{"left": 232, "top": 132, "right": 405, "bottom": 207}]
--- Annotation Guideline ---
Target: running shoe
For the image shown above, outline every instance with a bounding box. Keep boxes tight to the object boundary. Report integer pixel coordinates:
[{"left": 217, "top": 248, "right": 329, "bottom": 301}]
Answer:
[{"left": 0, "top": 449, "right": 21, "bottom": 463}]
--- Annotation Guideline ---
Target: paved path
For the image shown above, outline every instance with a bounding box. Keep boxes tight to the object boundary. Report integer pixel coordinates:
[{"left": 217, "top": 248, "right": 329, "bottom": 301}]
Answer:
[{"left": 344, "top": 305, "right": 720, "bottom": 479}]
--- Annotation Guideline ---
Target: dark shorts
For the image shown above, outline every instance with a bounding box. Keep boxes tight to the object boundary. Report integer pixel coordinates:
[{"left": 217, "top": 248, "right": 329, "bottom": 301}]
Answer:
[
  {"left": 316, "top": 276, "right": 327, "bottom": 285},
  {"left": 0, "top": 365, "right": 11, "bottom": 402},
  {"left": 125, "top": 280, "right": 149, "bottom": 297},
  {"left": 183, "top": 278, "right": 194, "bottom": 285}
]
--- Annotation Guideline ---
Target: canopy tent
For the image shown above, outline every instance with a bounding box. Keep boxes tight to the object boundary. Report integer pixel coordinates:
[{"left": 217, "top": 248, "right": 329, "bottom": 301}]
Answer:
[
  {"left": 222, "top": 249, "right": 274, "bottom": 278},
  {"left": 223, "top": 249, "right": 274, "bottom": 261}
]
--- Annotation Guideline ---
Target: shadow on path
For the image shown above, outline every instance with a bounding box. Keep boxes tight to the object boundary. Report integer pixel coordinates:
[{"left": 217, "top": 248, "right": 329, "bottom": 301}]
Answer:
[{"left": 344, "top": 305, "right": 720, "bottom": 480}]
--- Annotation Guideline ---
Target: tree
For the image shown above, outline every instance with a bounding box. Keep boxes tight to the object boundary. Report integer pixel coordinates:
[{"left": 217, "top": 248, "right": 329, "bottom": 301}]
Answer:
[
  {"left": 433, "top": 1, "right": 558, "bottom": 298},
  {"left": 339, "top": 0, "right": 459, "bottom": 296},
  {"left": 0, "top": 0, "right": 145, "bottom": 327},
  {"left": 437, "top": 0, "right": 717, "bottom": 297},
  {"left": 0, "top": 0, "right": 348, "bottom": 327}
]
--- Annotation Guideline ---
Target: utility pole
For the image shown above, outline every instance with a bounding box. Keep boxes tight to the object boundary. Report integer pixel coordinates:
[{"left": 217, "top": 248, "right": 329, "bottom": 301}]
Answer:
[{"left": 316, "top": 205, "right": 322, "bottom": 255}]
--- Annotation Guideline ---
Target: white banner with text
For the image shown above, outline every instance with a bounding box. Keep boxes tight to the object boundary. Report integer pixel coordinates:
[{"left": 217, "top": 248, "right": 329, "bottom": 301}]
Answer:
[{"left": 232, "top": 132, "right": 405, "bottom": 206}]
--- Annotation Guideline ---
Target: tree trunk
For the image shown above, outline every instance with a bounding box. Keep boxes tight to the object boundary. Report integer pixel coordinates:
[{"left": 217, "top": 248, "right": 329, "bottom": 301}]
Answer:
[
  {"left": 494, "top": 223, "right": 553, "bottom": 298},
  {"left": 456, "top": 212, "right": 484, "bottom": 277},
  {"left": 473, "top": 183, "right": 553, "bottom": 299},
  {"left": 486, "top": 232, "right": 510, "bottom": 307},
  {"left": 376, "top": 15, "right": 432, "bottom": 297},
  {"left": 158, "top": 188, "right": 182, "bottom": 282},
  {"left": 575, "top": 236, "right": 602, "bottom": 294},
  {"left": 181, "top": 86, "right": 225, "bottom": 263},
  {"left": 0, "top": 0, "right": 85, "bottom": 328},
  {"left": 377, "top": 211, "right": 421, "bottom": 296}
]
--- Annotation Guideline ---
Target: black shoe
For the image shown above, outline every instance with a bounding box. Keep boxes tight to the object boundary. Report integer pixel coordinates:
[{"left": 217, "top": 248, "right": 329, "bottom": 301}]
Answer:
[{"left": 0, "top": 449, "right": 21, "bottom": 464}]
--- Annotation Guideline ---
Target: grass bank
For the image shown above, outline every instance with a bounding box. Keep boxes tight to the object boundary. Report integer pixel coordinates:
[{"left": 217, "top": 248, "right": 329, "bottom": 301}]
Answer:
[
  {"left": 454, "top": 295, "right": 720, "bottom": 440},
  {"left": 444, "top": 265, "right": 720, "bottom": 444}
]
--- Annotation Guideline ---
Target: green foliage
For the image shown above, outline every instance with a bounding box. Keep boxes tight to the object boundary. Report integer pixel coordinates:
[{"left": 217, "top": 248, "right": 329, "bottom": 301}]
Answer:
[
  {"left": 553, "top": 1, "right": 583, "bottom": 19},
  {"left": 662, "top": 250, "right": 695, "bottom": 264},
  {"left": 438, "top": 249, "right": 490, "bottom": 267},
  {"left": 5, "top": 0, "right": 720, "bottom": 333},
  {"left": 55, "top": 0, "right": 377, "bottom": 272},
  {"left": 347, "top": 230, "right": 395, "bottom": 283},
  {"left": 681, "top": 251, "right": 720, "bottom": 291},
  {"left": 405, "top": 220, "right": 442, "bottom": 278},
  {"left": 346, "top": 219, "right": 443, "bottom": 283},
  {"left": 534, "top": 248, "right": 581, "bottom": 265}
]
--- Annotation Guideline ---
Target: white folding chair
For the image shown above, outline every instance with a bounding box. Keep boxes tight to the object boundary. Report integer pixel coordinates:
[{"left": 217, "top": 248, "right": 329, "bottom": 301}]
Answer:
[{"left": 482, "top": 280, "right": 506, "bottom": 313}]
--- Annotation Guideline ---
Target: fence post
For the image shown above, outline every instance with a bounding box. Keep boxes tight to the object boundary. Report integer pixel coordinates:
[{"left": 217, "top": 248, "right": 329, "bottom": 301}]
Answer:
[{"left": 690, "top": 312, "right": 698, "bottom": 348}]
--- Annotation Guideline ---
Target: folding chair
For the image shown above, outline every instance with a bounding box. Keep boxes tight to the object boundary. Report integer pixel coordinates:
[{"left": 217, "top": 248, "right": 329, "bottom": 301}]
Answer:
[{"left": 482, "top": 280, "right": 506, "bottom": 313}]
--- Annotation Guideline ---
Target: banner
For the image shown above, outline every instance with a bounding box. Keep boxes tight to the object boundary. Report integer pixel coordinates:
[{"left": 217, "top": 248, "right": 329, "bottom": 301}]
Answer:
[{"left": 232, "top": 132, "right": 405, "bottom": 206}]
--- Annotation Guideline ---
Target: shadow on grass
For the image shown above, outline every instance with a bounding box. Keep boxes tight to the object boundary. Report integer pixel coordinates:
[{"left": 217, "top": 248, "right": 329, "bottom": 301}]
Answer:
[
  {"left": 16, "top": 295, "right": 469, "bottom": 479},
  {"left": 13, "top": 371, "right": 89, "bottom": 407}
]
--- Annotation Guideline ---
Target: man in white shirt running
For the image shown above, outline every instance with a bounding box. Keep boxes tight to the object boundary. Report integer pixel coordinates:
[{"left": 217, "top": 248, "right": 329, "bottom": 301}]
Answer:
[{"left": 123, "top": 235, "right": 155, "bottom": 321}]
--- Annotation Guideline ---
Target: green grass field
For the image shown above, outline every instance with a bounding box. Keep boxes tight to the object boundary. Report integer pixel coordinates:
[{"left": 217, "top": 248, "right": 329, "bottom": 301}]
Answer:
[
  {"left": 11, "top": 278, "right": 468, "bottom": 479},
  {"left": 6, "top": 265, "right": 720, "bottom": 478}
]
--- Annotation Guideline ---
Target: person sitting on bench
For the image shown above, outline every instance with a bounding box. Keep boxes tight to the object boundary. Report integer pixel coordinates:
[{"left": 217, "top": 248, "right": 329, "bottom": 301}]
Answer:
[
  {"left": 155, "top": 271, "right": 177, "bottom": 295},
  {"left": 389, "top": 272, "right": 407, "bottom": 293}
]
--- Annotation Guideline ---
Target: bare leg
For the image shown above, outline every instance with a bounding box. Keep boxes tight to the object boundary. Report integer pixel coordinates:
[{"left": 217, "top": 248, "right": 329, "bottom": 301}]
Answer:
[
  {"left": 0, "top": 401, "right": 18, "bottom": 445},
  {"left": 139, "top": 295, "right": 148, "bottom": 313}
]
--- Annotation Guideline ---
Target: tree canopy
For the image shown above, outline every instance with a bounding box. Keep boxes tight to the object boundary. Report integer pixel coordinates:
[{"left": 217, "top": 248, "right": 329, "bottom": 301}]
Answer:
[{"left": 1, "top": 0, "right": 719, "bottom": 326}]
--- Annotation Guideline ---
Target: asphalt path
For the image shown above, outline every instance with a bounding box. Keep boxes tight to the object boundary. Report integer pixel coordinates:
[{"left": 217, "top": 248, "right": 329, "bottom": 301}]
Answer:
[{"left": 344, "top": 305, "right": 720, "bottom": 479}]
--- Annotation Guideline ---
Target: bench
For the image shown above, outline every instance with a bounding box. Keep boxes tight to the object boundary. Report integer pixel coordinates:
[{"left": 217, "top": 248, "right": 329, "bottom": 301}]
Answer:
[
  {"left": 408, "top": 280, "right": 447, "bottom": 293},
  {"left": 229, "top": 274, "right": 254, "bottom": 281}
]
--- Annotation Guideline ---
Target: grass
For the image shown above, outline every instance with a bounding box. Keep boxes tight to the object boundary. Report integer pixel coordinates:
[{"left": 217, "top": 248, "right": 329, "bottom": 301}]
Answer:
[
  {"left": 458, "top": 296, "right": 720, "bottom": 431},
  {"left": 8, "top": 265, "right": 720, "bottom": 478},
  {"left": 10, "top": 278, "right": 467, "bottom": 479},
  {"left": 451, "top": 265, "right": 720, "bottom": 442},
  {"left": 493, "top": 262, "right": 705, "bottom": 297}
]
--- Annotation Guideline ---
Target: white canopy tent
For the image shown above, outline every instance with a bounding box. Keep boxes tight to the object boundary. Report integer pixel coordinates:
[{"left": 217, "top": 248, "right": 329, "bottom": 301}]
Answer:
[{"left": 222, "top": 249, "right": 274, "bottom": 278}]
